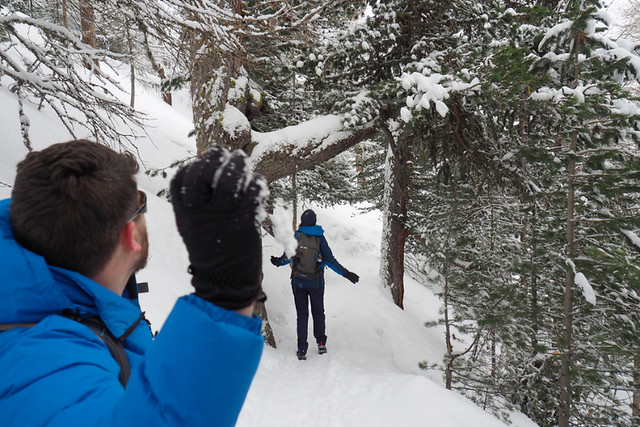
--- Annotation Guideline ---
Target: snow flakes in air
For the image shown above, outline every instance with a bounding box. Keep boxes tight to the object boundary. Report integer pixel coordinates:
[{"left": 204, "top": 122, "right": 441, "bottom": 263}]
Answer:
[
  {"left": 210, "top": 149, "right": 232, "bottom": 192},
  {"left": 253, "top": 176, "right": 270, "bottom": 225},
  {"left": 270, "top": 210, "right": 297, "bottom": 258}
]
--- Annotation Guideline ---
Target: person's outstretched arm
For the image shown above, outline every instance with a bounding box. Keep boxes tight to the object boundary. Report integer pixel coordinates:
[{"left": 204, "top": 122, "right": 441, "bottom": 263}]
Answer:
[{"left": 319, "top": 236, "right": 359, "bottom": 284}]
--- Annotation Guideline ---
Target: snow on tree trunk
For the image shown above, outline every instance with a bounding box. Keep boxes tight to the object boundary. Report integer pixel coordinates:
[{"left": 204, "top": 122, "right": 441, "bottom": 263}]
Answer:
[{"left": 189, "top": 42, "right": 252, "bottom": 154}]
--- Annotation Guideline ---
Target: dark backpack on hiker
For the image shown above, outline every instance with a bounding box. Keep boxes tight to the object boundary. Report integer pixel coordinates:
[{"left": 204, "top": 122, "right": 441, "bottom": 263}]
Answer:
[{"left": 292, "top": 233, "right": 321, "bottom": 280}]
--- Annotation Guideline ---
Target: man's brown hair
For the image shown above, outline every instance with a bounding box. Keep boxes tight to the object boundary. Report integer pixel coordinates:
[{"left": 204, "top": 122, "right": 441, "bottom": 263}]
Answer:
[{"left": 9, "top": 140, "right": 140, "bottom": 278}]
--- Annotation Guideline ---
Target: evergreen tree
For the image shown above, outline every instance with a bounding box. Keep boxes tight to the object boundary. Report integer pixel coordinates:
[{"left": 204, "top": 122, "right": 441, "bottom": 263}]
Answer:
[{"left": 523, "top": 1, "right": 640, "bottom": 424}]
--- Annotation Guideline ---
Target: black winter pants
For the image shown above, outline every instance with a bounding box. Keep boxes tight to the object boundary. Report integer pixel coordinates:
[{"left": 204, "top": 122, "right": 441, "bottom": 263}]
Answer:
[{"left": 292, "top": 284, "right": 326, "bottom": 352}]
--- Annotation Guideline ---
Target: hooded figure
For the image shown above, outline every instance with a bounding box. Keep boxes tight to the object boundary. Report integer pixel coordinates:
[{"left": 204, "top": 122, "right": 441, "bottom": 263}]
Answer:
[{"left": 270, "top": 209, "right": 359, "bottom": 360}]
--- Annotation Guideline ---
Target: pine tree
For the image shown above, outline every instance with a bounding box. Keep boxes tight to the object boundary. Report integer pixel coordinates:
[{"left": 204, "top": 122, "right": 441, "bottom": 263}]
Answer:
[{"left": 520, "top": 0, "right": 640, "bottom": 424}]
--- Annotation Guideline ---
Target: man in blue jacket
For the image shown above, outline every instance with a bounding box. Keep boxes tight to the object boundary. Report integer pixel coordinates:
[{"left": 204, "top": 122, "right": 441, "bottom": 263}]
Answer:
[
  {"left": 270, "top": 209, "right": 359, "bottom": 360},
  {"left": 0, "top": 140, "right": 266, "bottom": 426}
]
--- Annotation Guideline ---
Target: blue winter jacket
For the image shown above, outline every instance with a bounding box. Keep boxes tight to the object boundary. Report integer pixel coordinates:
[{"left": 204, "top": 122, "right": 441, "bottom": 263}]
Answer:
[
  {"left": 275, "top": 225, "right": 348, "bottom": 289},
  {"left": 0, "top": 198, "right": 263, "bottom": 426}
]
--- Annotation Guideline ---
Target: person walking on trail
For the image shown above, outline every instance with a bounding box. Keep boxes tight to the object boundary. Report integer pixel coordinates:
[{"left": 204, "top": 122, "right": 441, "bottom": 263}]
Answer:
[
  {"left": 270, "top": 209, "right": 359, "bottom": 360},
  {"left": 0, "top": 140, "right": 267, "bottom": 426}
]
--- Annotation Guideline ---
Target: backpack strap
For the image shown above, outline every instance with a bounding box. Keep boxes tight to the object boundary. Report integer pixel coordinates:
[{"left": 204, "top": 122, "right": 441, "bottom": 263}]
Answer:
[
  {"left": 0, "top": 322, "right": 37, "bottom": 330},
  {"left": 77, "top": 316, "right": 130, "bottom": 387},
  {"left": 1, "top": 313, "right": 131, "bottom": 387}
]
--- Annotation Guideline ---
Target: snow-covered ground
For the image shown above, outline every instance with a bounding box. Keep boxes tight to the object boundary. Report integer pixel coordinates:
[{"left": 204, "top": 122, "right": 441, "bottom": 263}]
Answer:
[{"left": 0, "top": 63, "right": 537, "bottom": 426}]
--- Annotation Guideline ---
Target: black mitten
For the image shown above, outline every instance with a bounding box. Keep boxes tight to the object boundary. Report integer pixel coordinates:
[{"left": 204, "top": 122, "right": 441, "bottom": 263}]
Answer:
[
  {"left": 270, "top": 256, "right": 280, "bottom": 266},
  {"left": 344, "top": 270, "right": 359, "bottom": 284},
  {"left": 170, "top": 146, "right": 268, "bottom": 310}
]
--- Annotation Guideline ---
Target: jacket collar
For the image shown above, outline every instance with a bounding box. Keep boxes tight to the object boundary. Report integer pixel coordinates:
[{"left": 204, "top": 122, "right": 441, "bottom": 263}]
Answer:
[{"left": 297, "top": 225, "right": 324, "bottom": 237}]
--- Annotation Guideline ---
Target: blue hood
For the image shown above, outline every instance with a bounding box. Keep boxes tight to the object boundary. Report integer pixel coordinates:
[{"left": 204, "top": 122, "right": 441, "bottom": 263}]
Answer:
[
  {"left": 0, "top": 198, "right": 143, "bottom": 338},
  {"left": 297, "top": 224, "right": 324, "bottom": 237}
]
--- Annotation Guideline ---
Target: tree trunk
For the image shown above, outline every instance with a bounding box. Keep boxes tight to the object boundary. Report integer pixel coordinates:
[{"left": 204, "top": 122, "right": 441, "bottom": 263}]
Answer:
[
  {"left": 80, "top": 1, "right": 96, "bottom": 48},
  {"left": 254, "top": 299, "right": 276, "bottom": 348},
  {"left": 443, "top": 264, "right": 454, "bottom": 389},
  {"left": 190, "top": 46, "right": 250, "bottom": 153},
  {"left": 634, "top": 352, "right": 640, "bottom": 417},
  {"left": 125, "top": 17, "right": 135, "bottom": 108},
  {"left": 529, "top": 204, "right": 540, "bottom": 351},
  {"left": 61, "top": 0, "right": 69, "bottom": 29},
  {"left": 292, "top": 168, "right": 298, "bottom": 230},
  {"left": 559, "top": 28, "right": 583, "bottom": 425},
  {"left": 157, "top": 65, "right": 172, "bottom": 106},
  {"left": 79, "top": 1, "right": 98, "bottom": 70},
  {"left": 188, "top": 1, "right": 252, "bottom": 155},
  {"left": 141, "top": 31, "right": 172, "bottom": 106},
  {"left": 558, "top": 130, "right": 577, "bottom": 427},
  {"left": 355, "top": 143, "right": 365, "bottom": 189},
  {"left": 379, "top": 125, "right": 410, "bottom": 309},
  {"left": 12, "top": 84, "right": 32, "bottom": 151}
]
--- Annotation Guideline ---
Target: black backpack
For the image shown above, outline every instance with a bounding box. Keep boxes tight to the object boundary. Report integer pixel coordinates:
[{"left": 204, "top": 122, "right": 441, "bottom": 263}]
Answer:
[{"left": 292, "top": 233, "right": 321, "bottom": 280}]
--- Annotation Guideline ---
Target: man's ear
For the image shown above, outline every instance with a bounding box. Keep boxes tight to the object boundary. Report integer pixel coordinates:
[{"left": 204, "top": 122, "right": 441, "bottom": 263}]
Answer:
[{"left": 122, "top": 221, "right": 142, "bottom": 252}]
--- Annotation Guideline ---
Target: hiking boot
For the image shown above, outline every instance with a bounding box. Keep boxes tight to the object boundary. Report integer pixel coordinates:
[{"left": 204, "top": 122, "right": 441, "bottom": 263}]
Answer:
[
  {"left": 318, "top": 342, "right": 327, "bottom": 355},
  {"left": 296, "top": 350, "right": 307, "bottom": 360}
]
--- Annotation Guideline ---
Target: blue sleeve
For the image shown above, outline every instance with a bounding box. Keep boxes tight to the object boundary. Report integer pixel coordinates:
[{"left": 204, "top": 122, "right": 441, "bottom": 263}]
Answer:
[
  {"left": 319, "top": 236, "right": 348, "bottom": 276},
  {"left": 0, "top": 295, "right": 264, "bottom": 427},
  {"left": 113, "top": 295, "right": 264, "bottom": 426}
]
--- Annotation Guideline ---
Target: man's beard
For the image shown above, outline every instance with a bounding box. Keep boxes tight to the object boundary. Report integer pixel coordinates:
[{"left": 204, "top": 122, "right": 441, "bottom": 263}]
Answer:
[{"left": 133, "top": 226, "right": 149, "bottom": 272}]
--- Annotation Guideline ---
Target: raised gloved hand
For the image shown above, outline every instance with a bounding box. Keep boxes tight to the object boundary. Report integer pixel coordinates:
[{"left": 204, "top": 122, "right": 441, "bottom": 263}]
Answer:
[
  {"left": 270, "top": 256, "right": 280, "bottom": 266},
  {"left": 344, "top": 270, "right": 359, "bottom": 284},
  {"left": 170, "top": 146, "right": 268, "bottom": 310}
]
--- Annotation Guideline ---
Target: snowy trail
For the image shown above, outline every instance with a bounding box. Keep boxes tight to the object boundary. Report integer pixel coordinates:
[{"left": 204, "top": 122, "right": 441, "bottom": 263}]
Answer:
[{"left": 235, "top": 205, "right": 521, "bottom": 426}]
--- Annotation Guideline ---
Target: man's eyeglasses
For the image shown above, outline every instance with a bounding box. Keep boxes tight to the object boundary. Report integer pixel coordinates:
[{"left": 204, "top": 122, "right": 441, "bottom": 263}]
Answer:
[{"left": 127, "top": 190, "right": 147, "bottom": 223}]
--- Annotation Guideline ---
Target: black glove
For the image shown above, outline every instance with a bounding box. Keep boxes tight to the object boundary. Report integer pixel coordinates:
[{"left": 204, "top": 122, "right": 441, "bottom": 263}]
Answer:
[
  {"left": 170, "top": 146, "right": 268, "bottom": 310},
  {"left": 344, "top": 270, "right": 359, "bottom": 284},
  {"left": 270, "top": 256, "right": 280, "bottom": 266}
]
